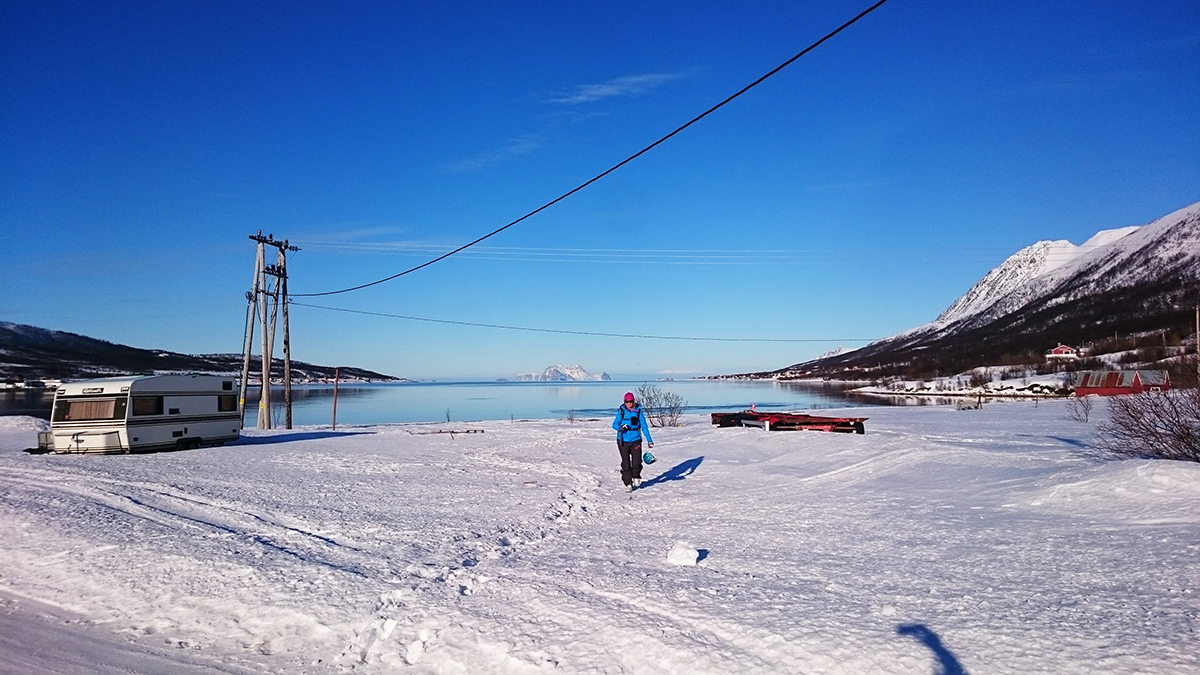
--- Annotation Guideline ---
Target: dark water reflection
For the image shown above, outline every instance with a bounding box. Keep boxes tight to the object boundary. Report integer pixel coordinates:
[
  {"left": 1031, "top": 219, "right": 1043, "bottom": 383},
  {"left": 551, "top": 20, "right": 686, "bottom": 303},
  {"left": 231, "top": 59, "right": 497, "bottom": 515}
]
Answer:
[{"left": 0, "top": 389, "right": 55, "bottom": 419}]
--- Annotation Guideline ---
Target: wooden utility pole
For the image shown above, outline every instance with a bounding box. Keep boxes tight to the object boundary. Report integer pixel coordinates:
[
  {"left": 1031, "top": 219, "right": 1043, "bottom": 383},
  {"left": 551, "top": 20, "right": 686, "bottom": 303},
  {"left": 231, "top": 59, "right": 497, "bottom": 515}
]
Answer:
[
  {"left": 280, "top": 248, "right": 292, "bottom": 429},
  {"left": 259, "top": 252, "right": 273, "bottom": 428},
  {"left": 266, "top": 265, "right": 280, "bottom": 426},
  {"left": 237, "top": 236, "right": 265, "bottom": 428},
  {"left": 240, "top": 233, "right": 299, "bottom": 430}
]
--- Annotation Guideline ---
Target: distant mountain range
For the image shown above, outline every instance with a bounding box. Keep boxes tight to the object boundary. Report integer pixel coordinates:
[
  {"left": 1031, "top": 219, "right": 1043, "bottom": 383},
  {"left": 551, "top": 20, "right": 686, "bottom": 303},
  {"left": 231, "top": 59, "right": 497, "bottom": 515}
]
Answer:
[
  {"left": 0, "top": 322, "right": 400, "bottom": 382},
  {"left": 515, "top": 365, "right": 611, "bottom": 382},
  {"left": 741, "top": 200, "right": 1200, "bottom": 379}
]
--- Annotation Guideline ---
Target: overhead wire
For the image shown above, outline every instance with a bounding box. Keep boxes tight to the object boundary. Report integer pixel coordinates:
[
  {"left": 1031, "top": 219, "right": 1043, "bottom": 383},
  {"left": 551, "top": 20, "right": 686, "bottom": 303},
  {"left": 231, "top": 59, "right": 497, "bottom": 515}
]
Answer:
[
  {"left": 293, "top": 0, "right": 892, "bottom": 298},
  {"left": 290, "top": 302, "right": 878, "bottom": 343},
  {"left": 297, "top": 240, "right": 1138, "bottom": 266}
]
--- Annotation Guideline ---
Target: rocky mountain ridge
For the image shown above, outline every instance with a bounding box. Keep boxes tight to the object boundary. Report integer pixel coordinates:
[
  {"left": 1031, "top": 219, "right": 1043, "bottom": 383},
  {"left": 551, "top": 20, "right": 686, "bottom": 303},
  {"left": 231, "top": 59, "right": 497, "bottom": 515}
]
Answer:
[{"left": 0, "top": 322, "right": 400, "bottom": 382}]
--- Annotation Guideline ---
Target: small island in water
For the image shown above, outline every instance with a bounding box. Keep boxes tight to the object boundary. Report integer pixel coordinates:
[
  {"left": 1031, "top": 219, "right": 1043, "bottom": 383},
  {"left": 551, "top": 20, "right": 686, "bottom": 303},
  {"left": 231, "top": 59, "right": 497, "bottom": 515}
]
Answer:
[{"left": 515, "top": 365, "right": 610, "bottom": 382}]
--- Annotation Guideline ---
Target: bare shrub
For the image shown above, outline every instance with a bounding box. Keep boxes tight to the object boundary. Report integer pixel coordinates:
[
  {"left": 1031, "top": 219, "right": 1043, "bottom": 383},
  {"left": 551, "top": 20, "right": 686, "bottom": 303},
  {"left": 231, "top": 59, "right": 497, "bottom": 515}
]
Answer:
[
  {"left": 1166, "top": 355, "right": 1198, "bottom": 389},
  {"left": 635, "top": 384, "right": 688, "bottom": 427},
  {"left": 969, "top": 368, "right": 992, "bottom": 389},
  {"left": 1139, "top": 345, "right": 1166, "bottom": 363},
  {"left": 1097, "top": 390, "right": 1200, "bottom": 462},
  {"left": 661, "top": 391, "right": 686, "bottom": 427},
  {"left": 635, "top": 384, "right": 661, "bottom": 420},
  {"left": 1067, "top": 395, "right": 1094, "bottom": 423}
]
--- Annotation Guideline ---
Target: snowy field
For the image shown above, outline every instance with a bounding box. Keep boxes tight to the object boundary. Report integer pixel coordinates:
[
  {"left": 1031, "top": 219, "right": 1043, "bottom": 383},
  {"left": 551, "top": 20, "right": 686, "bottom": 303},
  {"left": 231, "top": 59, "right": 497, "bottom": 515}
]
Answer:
[{"left": 1, "top": 402, "right": 1198, "bottom": 674}]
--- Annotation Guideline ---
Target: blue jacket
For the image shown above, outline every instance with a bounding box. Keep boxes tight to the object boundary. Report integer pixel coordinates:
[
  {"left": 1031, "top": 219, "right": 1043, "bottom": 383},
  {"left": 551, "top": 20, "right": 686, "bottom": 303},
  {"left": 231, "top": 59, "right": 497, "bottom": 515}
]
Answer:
[{"left": 612, "top": 404, "right": 653, "bottom": 444}]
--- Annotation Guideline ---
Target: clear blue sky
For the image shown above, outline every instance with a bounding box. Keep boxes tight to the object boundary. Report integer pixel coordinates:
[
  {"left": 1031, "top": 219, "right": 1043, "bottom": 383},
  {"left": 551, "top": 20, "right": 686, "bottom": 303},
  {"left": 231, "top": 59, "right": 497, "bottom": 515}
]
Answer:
[{"left": 2, "top": 1, "right": 1198, "bottom": 380}]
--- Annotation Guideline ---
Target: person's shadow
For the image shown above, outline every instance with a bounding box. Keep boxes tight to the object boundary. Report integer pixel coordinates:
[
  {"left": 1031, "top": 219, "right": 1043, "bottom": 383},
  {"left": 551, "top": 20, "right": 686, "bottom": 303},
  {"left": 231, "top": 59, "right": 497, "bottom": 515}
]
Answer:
[
  {"left": 897, "top": 623, "right": 968, "bottom": 675},
  {"left": 641, "top": 456, "right": 703, "bottom": 489}
]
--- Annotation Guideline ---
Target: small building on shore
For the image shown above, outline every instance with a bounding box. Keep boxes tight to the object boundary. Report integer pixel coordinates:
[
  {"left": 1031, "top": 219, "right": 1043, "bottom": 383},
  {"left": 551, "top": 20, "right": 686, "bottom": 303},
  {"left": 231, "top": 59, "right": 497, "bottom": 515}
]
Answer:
[
  {"left": 1070, "top": 370, "right": 1170, "bottom": 397},
  {"left": 1046, "top": 343, "right": 1079, "bottom": 360}
]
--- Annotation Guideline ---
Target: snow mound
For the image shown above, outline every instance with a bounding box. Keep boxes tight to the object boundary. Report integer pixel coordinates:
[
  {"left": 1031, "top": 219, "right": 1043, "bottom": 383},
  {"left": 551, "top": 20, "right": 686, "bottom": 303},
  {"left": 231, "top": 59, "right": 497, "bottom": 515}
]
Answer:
[
  {"left": 0, "top": 416, "right": 49, "bottom": 432},
  {"left": 1028, "top": 460, "right": 1200, "bottom": 524},
  {"left": 666, "top": 542, "right": 699, "bottom": 566}
]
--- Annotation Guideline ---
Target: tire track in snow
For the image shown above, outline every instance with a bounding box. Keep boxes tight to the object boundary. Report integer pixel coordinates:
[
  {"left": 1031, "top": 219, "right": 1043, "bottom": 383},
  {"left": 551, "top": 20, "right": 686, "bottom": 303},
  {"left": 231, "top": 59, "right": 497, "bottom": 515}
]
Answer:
[
  {"left": 572, "top": 583, "right": 785, "bottom": 671},
  {"left": 727, "top": 444, "right": 938, "bottom": 496},
  {"left": 793, "top": 446, "right": 926, "bottom": 485},
  {"left": 0, "top": 469, "right": 376, "bottom": 578}
]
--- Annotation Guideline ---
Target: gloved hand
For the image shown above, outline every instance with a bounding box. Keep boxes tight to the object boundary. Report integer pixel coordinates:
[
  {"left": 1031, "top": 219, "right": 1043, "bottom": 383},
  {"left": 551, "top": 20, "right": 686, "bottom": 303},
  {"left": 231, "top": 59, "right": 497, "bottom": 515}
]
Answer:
[
  {"left": 648, "top": 442, "right": 654, "bottom": 448},
  {"left": 620, "top": 424, "right": 629, "bottom": 432}
]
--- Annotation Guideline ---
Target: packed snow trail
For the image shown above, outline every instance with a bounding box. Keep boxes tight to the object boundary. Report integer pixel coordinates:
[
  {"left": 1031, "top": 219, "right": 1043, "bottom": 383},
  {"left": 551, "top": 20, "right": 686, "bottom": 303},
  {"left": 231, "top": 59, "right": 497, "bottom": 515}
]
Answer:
[{"left": 1, "top": 404, "right": 1198, "bottom": 674}]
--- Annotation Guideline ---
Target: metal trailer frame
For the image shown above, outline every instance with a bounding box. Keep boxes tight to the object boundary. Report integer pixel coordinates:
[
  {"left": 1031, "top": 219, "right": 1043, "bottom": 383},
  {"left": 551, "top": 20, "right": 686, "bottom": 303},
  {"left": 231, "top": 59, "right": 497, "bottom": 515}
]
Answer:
[
  {"left": 47, "top": 375, "right": 242, "bottom": 454},
  {"left": 711, "top": 410, "right": 867, "bottom": 434}
]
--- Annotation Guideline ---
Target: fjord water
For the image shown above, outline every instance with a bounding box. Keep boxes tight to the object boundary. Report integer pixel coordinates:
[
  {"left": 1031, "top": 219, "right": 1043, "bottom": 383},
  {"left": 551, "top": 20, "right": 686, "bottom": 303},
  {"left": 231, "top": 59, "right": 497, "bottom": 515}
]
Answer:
[{"left": 243, "top": 379, "right": 872, "bottom": 427}]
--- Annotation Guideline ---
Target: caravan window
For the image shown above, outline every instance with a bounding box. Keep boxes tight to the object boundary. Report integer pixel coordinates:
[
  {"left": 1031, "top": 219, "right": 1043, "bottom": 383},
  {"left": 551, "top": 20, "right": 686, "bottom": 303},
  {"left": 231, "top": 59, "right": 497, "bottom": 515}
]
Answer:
[
  {"left": 218, "top": 395, "right": 237, "bottom": 412},
  {"left": 53, "top": 398, "right": 128, "bottom": 422},
  {"left": 132, "top": 396, "right": 164, "bottom": 416}
]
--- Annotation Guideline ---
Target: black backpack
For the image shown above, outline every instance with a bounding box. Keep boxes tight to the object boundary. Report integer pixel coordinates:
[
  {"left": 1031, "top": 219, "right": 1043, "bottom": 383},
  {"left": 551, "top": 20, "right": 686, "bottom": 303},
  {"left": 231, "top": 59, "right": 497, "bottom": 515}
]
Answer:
[{"left": 619, "top": 405, "right": 641, "bottom": 430}]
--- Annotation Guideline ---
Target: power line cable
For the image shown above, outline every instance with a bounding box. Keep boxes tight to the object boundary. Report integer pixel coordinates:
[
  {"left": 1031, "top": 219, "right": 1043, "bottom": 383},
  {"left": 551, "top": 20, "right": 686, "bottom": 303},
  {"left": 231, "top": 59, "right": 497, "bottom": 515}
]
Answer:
[
  {"left": 291, "top": 301, "right": 878, "bottom": 343},
  {"left": 294, "top": 0, "right": 892, "bottom": 298}
]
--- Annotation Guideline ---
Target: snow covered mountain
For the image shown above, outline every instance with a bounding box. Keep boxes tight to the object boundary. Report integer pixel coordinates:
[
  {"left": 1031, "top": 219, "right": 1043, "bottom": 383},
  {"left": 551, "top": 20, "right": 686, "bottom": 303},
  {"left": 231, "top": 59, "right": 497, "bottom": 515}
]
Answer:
[
  {"left": 929, "top": 227, "right": 1139, "bottom": 330},
  {"left": 816, "top": 346, "right": 854, "bottom": 360},
  {"left": 515, "top": 365, "right": 611, "bottom": 382},
  {"left": 915, "top": 202, "right": 1198, "bottom": 337},
  {"left": 775, "top": 200, "right": 1200, "bottom": 377}
]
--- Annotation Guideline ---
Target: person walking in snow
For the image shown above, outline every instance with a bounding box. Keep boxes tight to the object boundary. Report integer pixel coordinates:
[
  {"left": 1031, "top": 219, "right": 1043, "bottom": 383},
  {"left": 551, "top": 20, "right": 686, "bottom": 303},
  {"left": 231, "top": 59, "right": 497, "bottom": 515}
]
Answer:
[{"left": 613, "top": 392, "right": 653, "bottom": 492}]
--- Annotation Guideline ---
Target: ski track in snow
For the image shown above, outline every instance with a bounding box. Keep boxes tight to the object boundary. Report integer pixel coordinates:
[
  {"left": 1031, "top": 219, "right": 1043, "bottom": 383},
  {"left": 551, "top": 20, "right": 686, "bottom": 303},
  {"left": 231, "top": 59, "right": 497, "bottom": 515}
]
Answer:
[{"left": 2, "top": 404, "right": 1199, "bottom": 674}]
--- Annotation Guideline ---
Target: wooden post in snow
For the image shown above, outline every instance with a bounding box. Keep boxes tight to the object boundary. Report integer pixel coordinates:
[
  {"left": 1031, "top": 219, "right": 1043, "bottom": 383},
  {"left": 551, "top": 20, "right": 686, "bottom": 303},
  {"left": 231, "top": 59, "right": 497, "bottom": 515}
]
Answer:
[{"left": 332, "top": 368, "right": 340, "bottom": 431}]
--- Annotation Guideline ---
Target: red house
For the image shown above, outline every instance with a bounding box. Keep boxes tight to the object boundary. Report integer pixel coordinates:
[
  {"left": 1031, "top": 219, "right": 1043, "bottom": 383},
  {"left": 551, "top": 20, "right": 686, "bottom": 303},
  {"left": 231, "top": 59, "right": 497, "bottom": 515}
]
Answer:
[
  {"left": 1070, "top": 370, "right": 1171, "bottom": 397},
  {"left": 1046, "top": 343, "right": 1079, "bottom": 360}
]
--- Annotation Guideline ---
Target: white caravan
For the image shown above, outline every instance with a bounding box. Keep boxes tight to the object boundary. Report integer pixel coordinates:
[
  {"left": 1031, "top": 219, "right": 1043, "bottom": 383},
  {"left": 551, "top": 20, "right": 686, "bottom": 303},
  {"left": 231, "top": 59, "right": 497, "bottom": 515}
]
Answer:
[{"left": 48, "top": 375, "right": 241, "bottom": 453}]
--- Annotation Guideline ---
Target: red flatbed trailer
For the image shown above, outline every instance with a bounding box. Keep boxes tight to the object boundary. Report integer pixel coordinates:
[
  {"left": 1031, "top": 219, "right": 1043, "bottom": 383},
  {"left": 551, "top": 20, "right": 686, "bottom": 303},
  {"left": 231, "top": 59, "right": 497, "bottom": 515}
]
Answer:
[{"left": 711, "top": 410, "right": 866, "bottom": 434}]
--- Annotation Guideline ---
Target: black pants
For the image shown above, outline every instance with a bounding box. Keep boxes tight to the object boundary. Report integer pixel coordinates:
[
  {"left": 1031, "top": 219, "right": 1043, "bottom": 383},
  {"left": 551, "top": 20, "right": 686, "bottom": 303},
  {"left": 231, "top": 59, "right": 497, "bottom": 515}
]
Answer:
[{"left": 618, "top": 439, "right": 643, "bottom": 486}]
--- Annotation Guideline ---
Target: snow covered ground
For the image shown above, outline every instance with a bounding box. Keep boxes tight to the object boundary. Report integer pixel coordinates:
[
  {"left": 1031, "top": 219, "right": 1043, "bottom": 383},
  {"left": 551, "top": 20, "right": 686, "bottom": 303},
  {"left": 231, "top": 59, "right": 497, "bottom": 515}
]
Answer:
[
  {"left": 849, "top": 370, "right": 1066, "bottom": 399},
  {"left": 1, "top": 403, "right": 1198, "bottom": 674}
]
